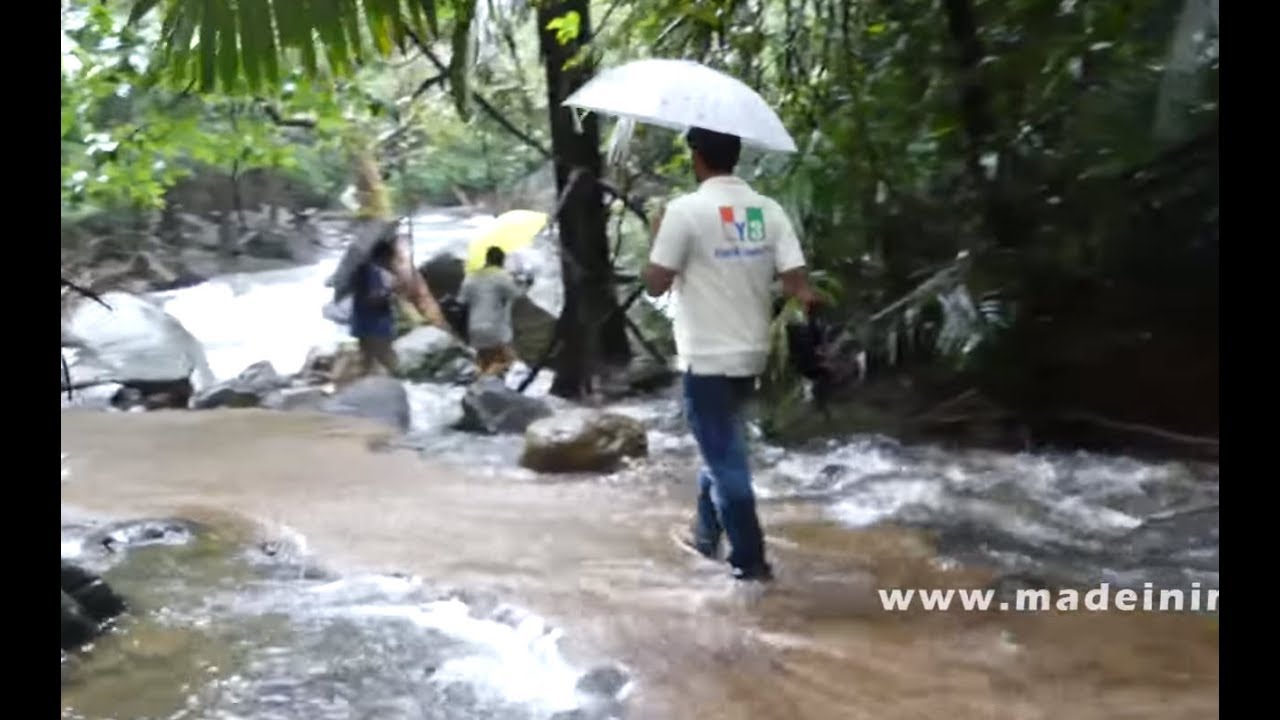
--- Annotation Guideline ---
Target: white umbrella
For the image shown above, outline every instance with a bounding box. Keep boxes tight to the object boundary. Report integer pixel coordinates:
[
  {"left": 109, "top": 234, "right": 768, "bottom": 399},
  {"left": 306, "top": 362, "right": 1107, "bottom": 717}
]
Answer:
[{"left": 563, "top": 58, "right": 797, "bottom": 153}]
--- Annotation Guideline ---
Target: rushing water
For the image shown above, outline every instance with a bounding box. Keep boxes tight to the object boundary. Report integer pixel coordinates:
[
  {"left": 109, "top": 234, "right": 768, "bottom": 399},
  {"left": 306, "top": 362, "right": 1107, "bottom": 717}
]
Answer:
[{"left": 61, "top": 208, "right": 1219, "bottom": 719}]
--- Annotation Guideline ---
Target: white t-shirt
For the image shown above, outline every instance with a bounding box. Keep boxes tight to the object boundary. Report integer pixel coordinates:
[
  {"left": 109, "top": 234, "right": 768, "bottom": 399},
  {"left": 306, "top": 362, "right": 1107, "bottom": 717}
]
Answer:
[{"left": 649, "top": 175, "right": 807, "bottom": 377}]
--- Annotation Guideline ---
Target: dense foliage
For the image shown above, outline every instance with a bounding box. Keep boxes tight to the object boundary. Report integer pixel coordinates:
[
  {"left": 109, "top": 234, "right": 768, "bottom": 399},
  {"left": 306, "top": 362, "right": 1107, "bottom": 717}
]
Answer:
[{"left": 62, "top": 0, "right": 1218, "bottom": 448}]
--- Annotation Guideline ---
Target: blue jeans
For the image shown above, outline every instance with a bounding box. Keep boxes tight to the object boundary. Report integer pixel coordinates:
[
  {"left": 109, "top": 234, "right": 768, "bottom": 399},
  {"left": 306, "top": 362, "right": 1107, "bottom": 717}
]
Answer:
[{"left": 682, "top": 373, "right": 767, "bottom": 573}]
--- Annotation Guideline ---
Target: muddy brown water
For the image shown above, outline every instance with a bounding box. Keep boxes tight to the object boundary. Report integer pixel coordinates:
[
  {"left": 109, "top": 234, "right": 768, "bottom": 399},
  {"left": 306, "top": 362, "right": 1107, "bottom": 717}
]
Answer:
[{"left": 60, "top": 409, "right": 1218, "bottom": 719}]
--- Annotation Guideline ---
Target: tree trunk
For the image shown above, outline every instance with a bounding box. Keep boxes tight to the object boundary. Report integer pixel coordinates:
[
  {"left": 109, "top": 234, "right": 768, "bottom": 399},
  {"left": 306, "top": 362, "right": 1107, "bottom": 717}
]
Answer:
[
  {"left": 537, "top": 0, "right": 631, "bottom": 399},
  {"left": 350, "top": 131, "right": 447, "bottom": 330},
  {"left": 940, "top": 0, "right": 1024, "bottom": 251}
]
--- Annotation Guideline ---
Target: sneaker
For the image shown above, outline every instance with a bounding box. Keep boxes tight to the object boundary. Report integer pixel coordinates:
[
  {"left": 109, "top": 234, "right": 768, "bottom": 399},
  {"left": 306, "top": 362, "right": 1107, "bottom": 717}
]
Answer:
[{"left": 731, "top": 563, "right": 774, "bottom": 583}]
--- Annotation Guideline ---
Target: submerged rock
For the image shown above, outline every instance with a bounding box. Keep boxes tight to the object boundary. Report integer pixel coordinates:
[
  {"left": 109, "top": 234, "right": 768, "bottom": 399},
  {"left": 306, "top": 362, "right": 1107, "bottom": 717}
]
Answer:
[
  {"left": 392, "top": 326, "right": 477, "bottom": 384},
  {"left": 454, "top": 377, "right": 553, "bottom": 434},
  {"left": 520, "top": 410, "right": 648, "bottom": 473},
  {"left": 60, "top": 382, "right": 123, "bottom": 411},
  {"left": 320, "top": 376, "right": 411, "bottom": 432},
  {"left": 112, "top": 378, "right": 194, "bottom": 410},
  {"left": 191, "top": 361, "right": 290, "bottom": 409},
  {"left": 61, "top": 561, "right": 126, "bottom": 652}
]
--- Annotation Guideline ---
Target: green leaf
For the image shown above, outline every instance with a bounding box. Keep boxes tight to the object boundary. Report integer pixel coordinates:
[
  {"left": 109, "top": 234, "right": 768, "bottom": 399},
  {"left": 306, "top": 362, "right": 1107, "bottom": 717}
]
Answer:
[
  {"left": 198, "top": 0, "right": 218, "bottom": 91},
  {"left": 343, "top": 0, "right": 366, "bottom": 64},
  {"left": 217, "top": 1, "right": 240, "bottom": 92},
  {"left": 237, "top": 0, "right": 264, "bottom": 90},
  {"left": 546, "top": 11, "right": 581, "bottom": 46},
  {"left": 867, "top": 22, "right": 887, "bottom": 36}
]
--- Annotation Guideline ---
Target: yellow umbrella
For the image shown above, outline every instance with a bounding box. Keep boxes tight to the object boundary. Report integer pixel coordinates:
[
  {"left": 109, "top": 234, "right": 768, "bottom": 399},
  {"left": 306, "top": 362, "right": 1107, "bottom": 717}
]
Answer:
[{"left": 466, "top": 210, "right": 549, "bottom": 272}]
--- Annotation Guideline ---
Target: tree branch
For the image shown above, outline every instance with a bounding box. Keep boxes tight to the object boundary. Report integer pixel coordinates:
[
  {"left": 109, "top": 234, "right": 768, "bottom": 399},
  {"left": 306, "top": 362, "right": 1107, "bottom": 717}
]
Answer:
[
  {"left": 411, "top": 73, "right": 446, "bottom": 100},
  {"left": 61, "top": 278, "right": 111, "bottom": 310},
  {"left": 255, "top": 99, "right": 318, "bottom": 129},
  {"left": 405, "top": 29, "right": 552, "bottom": 159}
]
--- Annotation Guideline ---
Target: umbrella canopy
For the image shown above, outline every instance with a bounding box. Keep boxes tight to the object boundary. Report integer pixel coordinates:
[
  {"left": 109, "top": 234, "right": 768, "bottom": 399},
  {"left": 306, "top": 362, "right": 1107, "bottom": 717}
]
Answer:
[
  {"left": 328, "top": 218, "right": 400, "bottom": 302},
  {"left": 563, "top": 58, "right": 797, "bottom": 153},
  {"left": 466, "top": 210, "right": 548, "bottom": 272}
]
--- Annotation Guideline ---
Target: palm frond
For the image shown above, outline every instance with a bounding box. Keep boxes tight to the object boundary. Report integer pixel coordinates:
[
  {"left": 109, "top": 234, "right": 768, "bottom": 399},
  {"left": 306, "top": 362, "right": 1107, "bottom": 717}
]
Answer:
[
  {"left": 862, "top": 252, "right": 1010, "bottom": 370},
  {"left": 129, "top": 0, "right": 458, "bottom": 95}
]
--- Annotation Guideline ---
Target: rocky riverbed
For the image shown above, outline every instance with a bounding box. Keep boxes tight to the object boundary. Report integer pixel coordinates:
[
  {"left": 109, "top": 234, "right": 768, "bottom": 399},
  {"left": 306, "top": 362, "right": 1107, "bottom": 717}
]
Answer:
[{"left": 60, "top": 208, "right": 1218, "bottom": 719}]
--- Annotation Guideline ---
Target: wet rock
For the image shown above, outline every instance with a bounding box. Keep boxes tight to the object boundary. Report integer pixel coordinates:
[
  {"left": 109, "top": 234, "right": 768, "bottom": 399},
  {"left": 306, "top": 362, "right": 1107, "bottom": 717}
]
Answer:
[
  {"left": 60, "top": 382, "right": 123, "bottom": 411},
  {"left": 191, "top": 361, "right": 290, "bottom": 409},
  {"left": 113, "top": 378, "right": 194, "bottom": 410},
  {"left": 239, "top": 227, "right": 296, "bottom": 260},
  {"left": 511, "top": 296, "right": 556, "bottom": 364},
  {"left": 62, "top": 291, "right": 217, "bottom": 393},
  {"left": 454, "top": 377, "right": 553, "bottom": 434},
  {"left": 87, "top": 518, "right": 202, "bottom": 553},
  {"left": 520, "top": 410, "right": 649, "bottom": 473},
  {"left": 320, "top": 376, "right": 411, "bottom": 432},
  {"left": 392, "top": 326, "right": 477, "bottom": 384},
  {"left": 419, "top": 253, "right": 466, "bottom": 299},
  {"left": 575, "top": 664, "right": 630, "bottom": 699},
  {"left": 262, "top": 386, "right": 330, "bottom": 411},
  {"left": 61, "top": 561, "right": 126, "bottom": 651},
  {"left": 599, "top": 358, "right": 676, "bottom": 400},
  {"left": 61, "top": 591, "right": 100, "bottom": 651}
]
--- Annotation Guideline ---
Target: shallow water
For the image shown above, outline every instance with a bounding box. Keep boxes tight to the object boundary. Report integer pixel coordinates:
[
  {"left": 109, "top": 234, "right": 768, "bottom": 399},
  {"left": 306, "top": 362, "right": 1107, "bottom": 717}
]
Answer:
[{"left": 61, "top": 209, "right": 1218, "bottom": 719}]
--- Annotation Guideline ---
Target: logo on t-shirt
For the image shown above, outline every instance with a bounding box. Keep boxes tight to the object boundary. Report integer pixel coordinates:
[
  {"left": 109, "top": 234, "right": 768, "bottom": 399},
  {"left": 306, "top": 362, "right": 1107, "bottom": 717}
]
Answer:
[{"left": 719, "top": 206, "right": 766, "bottom": 243}]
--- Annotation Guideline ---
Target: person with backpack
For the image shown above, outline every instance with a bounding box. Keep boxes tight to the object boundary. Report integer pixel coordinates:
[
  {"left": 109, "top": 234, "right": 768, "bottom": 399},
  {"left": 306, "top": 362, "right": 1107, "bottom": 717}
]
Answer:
[
  {"left": 349, "top": 239, "right": 402, "bottom": 376},
  {"left": 458, "top": 246, "right": 526, "bottom": 377},
  {"left": 644, "top": 127, "right": 819, "bottom": 582}
]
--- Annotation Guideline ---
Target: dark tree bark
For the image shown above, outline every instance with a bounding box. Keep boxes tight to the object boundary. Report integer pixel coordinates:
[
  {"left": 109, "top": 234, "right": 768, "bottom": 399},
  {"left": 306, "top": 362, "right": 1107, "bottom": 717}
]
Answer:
[
  {"left": 940, "top": 0, "right": 1025, "bottom": 251},
  {"left": 536, "top": 0, "right": 631, "bottom": 399}
]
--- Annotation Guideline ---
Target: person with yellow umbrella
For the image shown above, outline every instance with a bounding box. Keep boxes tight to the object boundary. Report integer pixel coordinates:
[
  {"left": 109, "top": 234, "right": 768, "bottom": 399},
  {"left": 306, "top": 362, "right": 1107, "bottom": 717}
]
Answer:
[{"left": 458, "top": 210, "right": 546, "bottom": 377}]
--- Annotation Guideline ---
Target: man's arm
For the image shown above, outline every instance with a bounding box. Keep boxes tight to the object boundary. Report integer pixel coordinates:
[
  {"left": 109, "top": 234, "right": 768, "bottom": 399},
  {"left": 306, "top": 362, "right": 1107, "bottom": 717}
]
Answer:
[
  {"left": 644, "top": 202, "right": 687, "bottom": 297},
  {"left": 774, "top": 206, "right": 819, "bottom": 309}
]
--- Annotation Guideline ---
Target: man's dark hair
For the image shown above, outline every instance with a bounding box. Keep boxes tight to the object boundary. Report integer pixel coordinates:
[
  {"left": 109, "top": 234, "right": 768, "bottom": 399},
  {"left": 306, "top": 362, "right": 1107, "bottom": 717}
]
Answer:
[
  {"left": 686, "top": 127, "right": 742, "bottom": 173},
  {"left": 485, "top": 246, "right": 506, "bottom": 267}
]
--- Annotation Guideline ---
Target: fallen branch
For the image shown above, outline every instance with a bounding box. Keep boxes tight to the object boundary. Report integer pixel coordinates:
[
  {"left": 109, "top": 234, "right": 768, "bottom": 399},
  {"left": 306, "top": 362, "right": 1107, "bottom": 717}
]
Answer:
[
  {"left": 61, "top": 278, "right": 111, "bottom": 310},
  {"left": 1060, "top": 412, "right": 1220, "bottom": 450}
]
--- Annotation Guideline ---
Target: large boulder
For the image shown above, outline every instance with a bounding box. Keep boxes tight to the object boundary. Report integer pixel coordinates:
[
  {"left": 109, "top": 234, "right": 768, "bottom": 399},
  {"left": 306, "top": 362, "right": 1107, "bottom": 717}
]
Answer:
[
  {"left": 62, "top": 292, "right": 216, "bottom": 393},
  {"left": 520, "top": 409, "right": 649, "bottom": 474},
  {"left": 320, "top": 376, "right": 411, "bottom": 432},
  {"left": 393, "top": 326, "right": 477, "bottom": 384},
  {"left": 191, "top": 361, "right": 290, "bottom": 409},
  {"left": 61, "top": 561, "right": 126, "bottom": 651},
  {"left": 454, "top": 377, "right": 553, "bottom": 434},
  {"left": 419, "top": 252, "right": 466, "bottom": 299}
]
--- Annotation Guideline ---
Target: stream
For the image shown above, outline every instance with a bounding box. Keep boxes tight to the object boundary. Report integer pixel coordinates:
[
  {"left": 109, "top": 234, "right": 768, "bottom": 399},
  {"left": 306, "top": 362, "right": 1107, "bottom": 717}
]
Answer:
[{"left": 60, "top": 209, "right": 1219, "bottom": 719}]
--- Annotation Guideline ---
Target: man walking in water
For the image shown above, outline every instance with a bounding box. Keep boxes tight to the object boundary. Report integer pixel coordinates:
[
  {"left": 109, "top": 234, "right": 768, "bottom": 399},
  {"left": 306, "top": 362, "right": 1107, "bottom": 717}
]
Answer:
[
  {"left": 459, "top": 246, "right": 524, "bottom": 377},
  {"left": 644, "top": 127, "right": 817, "bottom": 582},
  {"left": 350, "top": 238, "right": 401, "bottom": 376}
]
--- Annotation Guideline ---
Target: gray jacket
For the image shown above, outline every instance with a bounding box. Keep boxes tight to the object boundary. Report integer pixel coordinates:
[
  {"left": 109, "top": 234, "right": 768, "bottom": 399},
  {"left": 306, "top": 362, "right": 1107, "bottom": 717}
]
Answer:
[{"left": 459, "top": 268, "right": 522, "bottom": 349}]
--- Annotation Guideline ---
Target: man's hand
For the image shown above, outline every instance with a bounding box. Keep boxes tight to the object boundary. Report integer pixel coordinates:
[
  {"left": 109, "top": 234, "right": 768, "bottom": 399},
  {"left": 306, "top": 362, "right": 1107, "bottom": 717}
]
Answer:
[{"left": 780, "top": 267, "right": 820, "bottom": 314}]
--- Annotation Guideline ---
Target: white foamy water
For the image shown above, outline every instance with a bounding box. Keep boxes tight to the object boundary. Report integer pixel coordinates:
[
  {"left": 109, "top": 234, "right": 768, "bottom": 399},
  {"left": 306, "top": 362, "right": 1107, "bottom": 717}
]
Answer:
[
  {"left": 149, "top": 211, "right": 501, "bottom": 384},
  {"left": 344, "top": 599, "right": 587, "bottom": 714}
]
